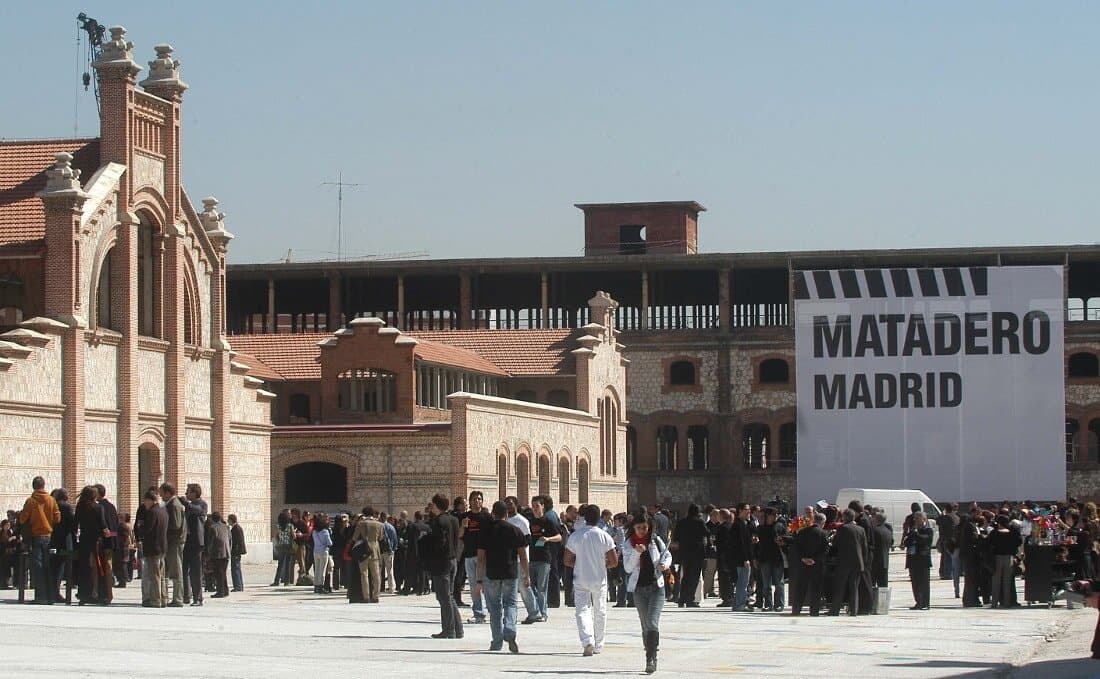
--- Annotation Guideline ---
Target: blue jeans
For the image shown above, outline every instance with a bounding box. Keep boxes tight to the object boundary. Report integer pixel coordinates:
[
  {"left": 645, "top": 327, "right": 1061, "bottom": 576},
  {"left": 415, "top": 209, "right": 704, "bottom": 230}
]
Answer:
[
  {"left": 231, "top": 555, "right": 244, "bottom": 591},
  {"left": 760, "top": 562, "right": 785, "bottom": 609},
  {"left": 465, "top": 556, "right": 486, "bottom": 618},
  {"left": 30, "top": 536, "right": 51, "bottom": 603},
  {"left": 733, "top": 565, "right": 751, "bottom": 610},
  {"left": 530, "top": 561, "right": 550, "bottom": 618},
  {"left": 483, "top": 577, "right": 518, "bottom": 647},
  {"left": 633, "top": 583, "right": 664, "bottom": 633},
  {"left": 950, "top": 550, "right": 961, "bottom": 597}
]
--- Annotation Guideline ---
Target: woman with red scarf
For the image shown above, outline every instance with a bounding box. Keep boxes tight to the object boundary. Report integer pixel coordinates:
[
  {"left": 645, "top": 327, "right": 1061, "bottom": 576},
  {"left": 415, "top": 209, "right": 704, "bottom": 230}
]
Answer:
[{"left": 622, "top": 514, "right": 673, "bottom": 675}]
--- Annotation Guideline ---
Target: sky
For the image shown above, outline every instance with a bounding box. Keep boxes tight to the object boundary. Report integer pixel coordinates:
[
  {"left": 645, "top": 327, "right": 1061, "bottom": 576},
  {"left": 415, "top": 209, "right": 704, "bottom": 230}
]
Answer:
[{"left": 3, "top": 3, "right": 1098, "bottom": 264}]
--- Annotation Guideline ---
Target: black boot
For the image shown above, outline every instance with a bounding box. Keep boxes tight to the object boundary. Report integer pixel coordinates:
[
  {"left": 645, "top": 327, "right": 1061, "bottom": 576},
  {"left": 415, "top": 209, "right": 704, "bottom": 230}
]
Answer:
[{"left": 645, "top": 631, "right": 659, "bottom": 674}]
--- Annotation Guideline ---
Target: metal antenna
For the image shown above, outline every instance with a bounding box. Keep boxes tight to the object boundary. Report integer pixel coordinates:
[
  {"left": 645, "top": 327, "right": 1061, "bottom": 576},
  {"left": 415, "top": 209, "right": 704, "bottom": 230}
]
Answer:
[{"left": 321, "top": 172, "right": 362, "bottom": 261}]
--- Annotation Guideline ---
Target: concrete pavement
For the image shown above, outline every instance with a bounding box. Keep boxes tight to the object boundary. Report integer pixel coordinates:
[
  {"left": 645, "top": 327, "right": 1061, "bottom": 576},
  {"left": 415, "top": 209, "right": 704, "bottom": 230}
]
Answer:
[{"left": 0, "top": 560, "right": 1096, "bottom": 678}]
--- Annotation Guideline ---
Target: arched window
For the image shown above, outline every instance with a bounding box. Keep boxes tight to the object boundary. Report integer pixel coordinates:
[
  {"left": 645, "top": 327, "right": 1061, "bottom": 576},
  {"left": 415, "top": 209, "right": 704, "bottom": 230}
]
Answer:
[
  {"left": 338, "top": 368, "right": 397, "bottom": 413},
  {"left": 577, "top": 458, "right": 590, "bottom": 504},
  {"left": 289, "top": 394, "right": 311, "bottom": 423},
  {"left": 183, "top": 281, "right": 198, "bottom": 345},
  {"left": 497, "top": 452, "right": 509, "bottom": 502},
  {"left": 0, "top": 274, "right": 25, "bottom": 326},
  {"left": 516, "top": 453, "right": 530, "bottom": 506},
  {"left": 546, "top": 389, "right": 570, "bottom": 408},
  {"left": 657, "top": 426, "right": 677, "bottom": 470},
  {"left": 94, "top": 253, "right": 114, "bottom": 331},
  {"left": 137, "top": 442, "right": 161, "bottom": 494},
  {"left": 538, "top": 455, "right": 551, "bottom": 497},
  {"left": 760, "top": 358, "right": 790, "bottom": 384},
  {"left": 515, "top": 390, "right": 537, "bottom": 402},
  {"left": 688, "top": 425, "right": 708, "bottom": 470},
  {"left": 599, "top": 393, "right": 620, "bottom": 477},
  {"left": 1068, "top": 353, "right": 1100, "bottom": 378},
  {"left": 626, "top": 426, "right": 638, "bottom": 471},
  {"left": 285, "top": 461, "right": 347, "bottom": 504},
  {"left": 137, "top": 217, "right": 161, "bottom": 338},
  {"left": 1067, "top": 419, "right": 1080, "bottom": 465},
  {"left": 1088, "top": 419, "right": 1100, "bottom": 464},
  {"left": 779, "top": 423, "right": 797, "bottom": 468},
  {"left": 669, "top": 361, "right": 696, "bottom": 386},
  {"left": 558, "top": 457, "right": 571, "bottom": 504},
  {"left": 743, "top": 423, "right": 770, "bottom": 469}
]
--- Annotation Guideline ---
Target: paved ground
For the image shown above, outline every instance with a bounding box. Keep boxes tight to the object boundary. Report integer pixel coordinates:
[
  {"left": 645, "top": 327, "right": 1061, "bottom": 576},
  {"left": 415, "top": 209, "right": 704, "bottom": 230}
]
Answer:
[{"left": 1, "top": 560, "right": 1097, "bottom": 679}]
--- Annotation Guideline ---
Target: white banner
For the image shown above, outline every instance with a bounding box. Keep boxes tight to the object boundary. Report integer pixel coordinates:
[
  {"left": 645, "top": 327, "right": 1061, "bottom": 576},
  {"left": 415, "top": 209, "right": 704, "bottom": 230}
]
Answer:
[{"left": 794, "top": 266, "right": 1065, "bottom": 506}]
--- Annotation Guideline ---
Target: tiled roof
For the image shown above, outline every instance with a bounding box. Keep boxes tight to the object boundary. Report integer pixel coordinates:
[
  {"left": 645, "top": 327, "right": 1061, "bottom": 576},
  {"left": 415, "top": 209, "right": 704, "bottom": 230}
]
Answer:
[
  {"left": 227, "top": 327, "right": 578, "bottom": 380},
  {"left": 231, "top": 352, "right": 285, "bottom": 382},
  {"left": 413, "top": 338, "right": 508, "bottom": 376},
  {"left": 228, "top": 333, "right": 327, "bottom": 380},
  {"left": 0, "top": 138, "right": 101, "bottom": 247},
  {"left": 409, "top": 329, "right": 576, "bottom": 376}
]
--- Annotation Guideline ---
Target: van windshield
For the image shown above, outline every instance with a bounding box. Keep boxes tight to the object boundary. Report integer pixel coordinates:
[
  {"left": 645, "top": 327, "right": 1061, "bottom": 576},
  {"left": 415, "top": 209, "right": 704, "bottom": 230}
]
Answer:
[{"left": 923, "top": 502, "right": 941, "bottom": 518}]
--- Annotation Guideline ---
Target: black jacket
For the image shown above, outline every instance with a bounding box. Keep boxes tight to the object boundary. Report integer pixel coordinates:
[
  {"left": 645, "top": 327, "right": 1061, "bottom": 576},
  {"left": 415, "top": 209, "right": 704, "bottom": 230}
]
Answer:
[
  {"left": 426, "top": 512, "right": 462, "bottom": 574},
  {"left": 673, "top": 516, "right": 708, "bottom": 560},
  {"left": 793, "top": 526, "right": 830, "bottom": 565},
  {"left": 182, "top": 498, "right": 208, "bottom": 550},
  {"left": 50, "top": 500, "right": 76, "bottom": 550},
  {"left": 904, "top": 525, "right": 934, "bottom": 569},
  {"left": 755, "top": 521, "right": 788, "bottom": 565},
  {"left": 99, "top": 498, "right": 120, "bottom": 552},
  {"left": 834, "top": 522, "right": 868, "bottom": 573},
  {"left": 719, "top": 518, "right": 754, "bottom": 565},
  {"left": 871, "top": 524, "right": 893, "bottom": 569},
  {"left": 230, "top": 523, "right": 247, "bottom": 556}
]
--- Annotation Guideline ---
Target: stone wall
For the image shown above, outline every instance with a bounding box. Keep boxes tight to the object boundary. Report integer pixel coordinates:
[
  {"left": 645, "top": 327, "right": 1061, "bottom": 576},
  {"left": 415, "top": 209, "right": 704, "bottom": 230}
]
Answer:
[
  {"left": 85, "top": 340, "right": 119, "bottom": 410},
  {"left": 185, "top": 356, "right": 212, "bottom": 419},
  {"left": 626, "top": 349, "right": 718, "bottom": 414},
  {"left": 1067, "top": 469, "right": 1100, "bottom": 502},
  {"left": 730, "top": 347, "right": 795, "bottom": 411},
  {"left": 0, "top": 411, "right": 63, "bottom": 511},
  {"left": 84, "top": 418, "right": 119, "bottom": 490},
  {"left": 227, "top": 428, "right": 272, "bottom": 556},
  {"left": 137, "top": 348, "right": 166, "bottom": 414},
  {"left": 0, "top": 336, "right": 62, "bottom": 406},
  {"left": 654, "top": 475, "right": 712, "bottom": 508}
]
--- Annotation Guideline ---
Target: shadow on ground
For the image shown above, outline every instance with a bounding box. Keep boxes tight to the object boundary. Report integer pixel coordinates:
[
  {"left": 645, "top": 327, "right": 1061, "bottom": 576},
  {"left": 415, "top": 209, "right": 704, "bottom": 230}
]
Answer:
[{"left": 888, "top": 657, "right": 1099, "bottom": 679}]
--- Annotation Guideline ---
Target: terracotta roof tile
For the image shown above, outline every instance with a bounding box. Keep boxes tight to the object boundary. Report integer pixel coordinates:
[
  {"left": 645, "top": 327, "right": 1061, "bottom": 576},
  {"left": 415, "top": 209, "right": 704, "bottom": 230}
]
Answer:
[
  {"left": 228, "top": 333, "right": 327, "bottom": 380},
  {"left": 409, "top": 329, "right": 576, "bottom": 376},
  {"left": 0, "top": 138, "right": 100, "bottom": 247},
  {"left": 231, "top": 352, "right": 285, "bottom": 381},
  {"left": 228, "top": 328, "right": 578, "bottom": 381},
  {"left": 413, "top": 338, "right": 508, "bottom": 376}
]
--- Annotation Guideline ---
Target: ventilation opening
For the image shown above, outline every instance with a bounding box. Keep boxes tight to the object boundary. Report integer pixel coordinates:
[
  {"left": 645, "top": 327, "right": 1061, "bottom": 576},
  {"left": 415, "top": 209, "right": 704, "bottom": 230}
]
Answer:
[{"left": 619, "top": 225, "right": 646, "bottom": 255}]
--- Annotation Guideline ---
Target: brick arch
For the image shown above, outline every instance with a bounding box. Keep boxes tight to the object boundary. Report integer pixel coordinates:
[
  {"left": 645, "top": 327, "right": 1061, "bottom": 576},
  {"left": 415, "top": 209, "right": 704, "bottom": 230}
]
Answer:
[
  {"left": 752, "top": 353, "right": 795, "bottom": 391},
  {"left": 272, "top": 447, "right": 358, "bottom": 510},
  {"left": 497, "top": 445, "right": 509, "bottom": 502},
  {"left": 537, "top": 451, "right": 552, "bottom": 497},
  {"left": 557, "top": 450, "right": 572, "bottom": 505},
  {"left": 515, "top": 448, "right": 531, "bottom": 506},
  {"left": 87, "top": 223, "right": 120, "bottom": 330},
  {"left": 131, "top": 189, "right": 172, "bottom": 231},
  {"left": 180, "top": 249, "right": 203, "bottom": 346}
]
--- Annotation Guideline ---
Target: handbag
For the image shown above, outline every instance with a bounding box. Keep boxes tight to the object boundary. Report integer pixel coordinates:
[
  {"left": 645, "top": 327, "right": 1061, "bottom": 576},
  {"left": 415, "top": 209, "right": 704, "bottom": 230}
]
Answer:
[{"left": 350, "top": 539, "right": 369, "bottom": 562}]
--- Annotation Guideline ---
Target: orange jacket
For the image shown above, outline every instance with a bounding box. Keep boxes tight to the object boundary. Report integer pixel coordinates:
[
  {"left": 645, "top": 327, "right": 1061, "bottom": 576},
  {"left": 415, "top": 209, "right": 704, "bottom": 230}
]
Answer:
[{"left": 19, "top": 490, "right": 61, "bottom": 538}]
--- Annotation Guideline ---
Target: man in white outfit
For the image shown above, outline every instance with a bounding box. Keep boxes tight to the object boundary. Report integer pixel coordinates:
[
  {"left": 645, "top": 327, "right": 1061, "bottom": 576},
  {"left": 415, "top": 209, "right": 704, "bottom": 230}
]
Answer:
[{"left": 564, "top": 504, "right": 619, "bottom": 656}]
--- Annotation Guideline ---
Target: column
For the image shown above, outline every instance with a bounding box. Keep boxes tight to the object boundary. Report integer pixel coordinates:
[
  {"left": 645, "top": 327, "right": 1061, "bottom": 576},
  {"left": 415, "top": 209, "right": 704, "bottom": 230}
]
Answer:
[
  {"left": 640, "top": 271, "right": 649, "bottom": 330},
  {"left": 266, "top": 278, "right": 275, "bottom": 333},
  {"left": 459, "top": 272, "right": 472, "bottom": 329},
  {"left": 327, "top": 274, "right": 342, "bottom": 331},
  {"left": 718, "top": 267, "right": 731, "bottom": 331},
  {"left": 540, "top": 272, "right": 549, "bottom": 329},
  {"left": 396, "top": 275, "right": 405, "bottom": 330}
]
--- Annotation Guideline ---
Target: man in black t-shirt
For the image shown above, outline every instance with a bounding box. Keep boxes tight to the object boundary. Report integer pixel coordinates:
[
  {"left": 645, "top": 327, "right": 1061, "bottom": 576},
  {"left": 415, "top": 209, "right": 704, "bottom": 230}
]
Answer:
[
  {"left": 461, "top": 491, "right": 492, "bottom": 622},
  {"left": 528, "top": 496, "right": 562, "bottom": 621},
  {"left": 475, "top": 501, "right": 529, "bottom": 653},
  {"left": 427, "top": 494, "right": 464, "bottom": 639}
]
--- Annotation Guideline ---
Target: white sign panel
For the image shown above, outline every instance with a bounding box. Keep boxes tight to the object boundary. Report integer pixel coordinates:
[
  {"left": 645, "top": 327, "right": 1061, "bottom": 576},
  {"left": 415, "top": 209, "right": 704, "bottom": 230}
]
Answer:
[{"left": 794, "top": 266, "right": 1064, "bottom": 505}]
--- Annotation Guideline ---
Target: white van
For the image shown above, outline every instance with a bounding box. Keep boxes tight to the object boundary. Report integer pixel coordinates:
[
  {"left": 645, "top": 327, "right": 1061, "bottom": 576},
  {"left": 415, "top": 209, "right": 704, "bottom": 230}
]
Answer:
[{"left": 836, "top": 488, "right": 943, "bottom": 550}]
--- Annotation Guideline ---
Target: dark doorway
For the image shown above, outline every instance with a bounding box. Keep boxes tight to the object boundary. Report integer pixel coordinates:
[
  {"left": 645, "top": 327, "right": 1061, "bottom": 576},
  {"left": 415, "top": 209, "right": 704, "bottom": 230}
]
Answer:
[{"left": 285, "top": 461, "right": 348, "bottom": 504}]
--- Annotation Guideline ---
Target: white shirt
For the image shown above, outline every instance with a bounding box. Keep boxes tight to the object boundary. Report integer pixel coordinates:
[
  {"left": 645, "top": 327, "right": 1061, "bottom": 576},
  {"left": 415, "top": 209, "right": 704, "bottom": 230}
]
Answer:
[
  {"left": 566, "top": 523, "right": 616, "bottom": 589},
  {"left": 507, "top": 513, "right": 530, "bottom": 535}
]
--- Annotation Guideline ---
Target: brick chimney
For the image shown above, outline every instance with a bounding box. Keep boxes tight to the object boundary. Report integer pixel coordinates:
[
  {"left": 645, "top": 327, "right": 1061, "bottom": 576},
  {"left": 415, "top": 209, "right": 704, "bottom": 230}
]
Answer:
[
  {"left": 92, "top": 26, "right": 141, "bottom": 174},
  {"left": 576, "top": 201, "right": 704, "bottom": 256}
]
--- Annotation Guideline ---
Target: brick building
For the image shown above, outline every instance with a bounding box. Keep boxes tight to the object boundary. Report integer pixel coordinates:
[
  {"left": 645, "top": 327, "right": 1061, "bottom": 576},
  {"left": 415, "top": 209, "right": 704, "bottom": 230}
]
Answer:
[
  {"left": 0, "top": 27, "right": 272, "bottom": 556},
  {"left": 230, "top": 292, "right": 629, "bottom": 516},
  {"left": 227, "top": 202, "right": 1100, "bottom": 509}
]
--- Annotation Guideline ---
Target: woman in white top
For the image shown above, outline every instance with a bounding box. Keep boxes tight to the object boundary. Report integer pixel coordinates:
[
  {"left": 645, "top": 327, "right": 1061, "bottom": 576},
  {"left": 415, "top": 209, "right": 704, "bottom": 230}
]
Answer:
[{"left": 621, "top": 514, "right": 673, "bottom": 675}]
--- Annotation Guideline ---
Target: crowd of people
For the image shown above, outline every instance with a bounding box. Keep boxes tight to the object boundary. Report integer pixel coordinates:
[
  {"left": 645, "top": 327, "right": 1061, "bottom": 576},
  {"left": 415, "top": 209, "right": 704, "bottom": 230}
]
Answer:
[
  {"left": 2, "top": 477, "right": 246, "bottom": 607},
  {"left": 7, "top": 476, "right": 1100, "bottom": 667}
]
